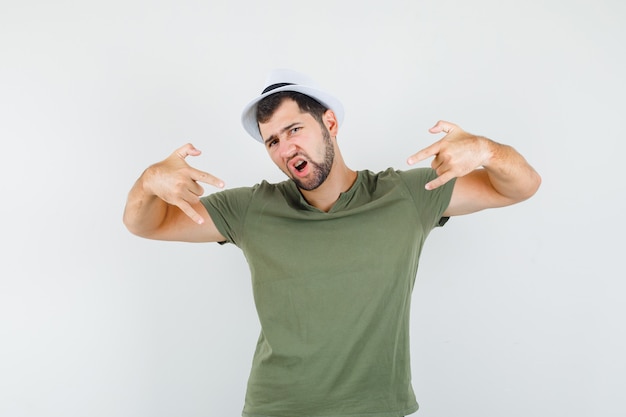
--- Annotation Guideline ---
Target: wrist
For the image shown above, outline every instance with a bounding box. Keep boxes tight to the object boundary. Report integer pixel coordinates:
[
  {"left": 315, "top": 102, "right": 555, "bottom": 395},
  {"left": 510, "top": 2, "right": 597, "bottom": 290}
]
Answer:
[
  {"left": 139, "top": 165, "right": 160, "bottom": 197},
  {"left": 479, "top": 137, "right": 504, "bottom": 168},
  {"left": 475, "top": 136, "right": 497, "bottom": 168}
]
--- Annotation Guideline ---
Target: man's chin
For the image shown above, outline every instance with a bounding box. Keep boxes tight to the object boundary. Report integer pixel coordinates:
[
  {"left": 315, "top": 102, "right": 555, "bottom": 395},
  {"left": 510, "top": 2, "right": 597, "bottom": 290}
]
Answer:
[
  {"left": 292, "top": 177, "right": 320, "bottom": 191},
  {"left": 292, "top": 172, "right": 331, "bottom": 191}
]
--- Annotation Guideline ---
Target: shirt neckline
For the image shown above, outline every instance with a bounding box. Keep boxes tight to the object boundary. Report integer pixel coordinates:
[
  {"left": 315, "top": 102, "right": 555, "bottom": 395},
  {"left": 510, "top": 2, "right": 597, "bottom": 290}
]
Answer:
[{"left": 288, "top": 170, "right": 364, "bottom": 214}]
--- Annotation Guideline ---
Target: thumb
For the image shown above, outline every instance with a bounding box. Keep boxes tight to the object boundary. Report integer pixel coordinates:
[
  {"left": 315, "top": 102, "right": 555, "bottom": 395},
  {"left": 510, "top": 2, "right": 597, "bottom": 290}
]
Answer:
[
  {"left": 429, "top": 120, "right": 456, "bottom": 135},
  {"left": 175, "top": 143, "right": 202, "bottom": 159}
]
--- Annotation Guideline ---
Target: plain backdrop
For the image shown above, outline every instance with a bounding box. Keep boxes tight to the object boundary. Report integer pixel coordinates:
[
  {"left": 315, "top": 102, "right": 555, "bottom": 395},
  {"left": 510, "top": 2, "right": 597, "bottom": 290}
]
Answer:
[{"left": 1, "top": 0, "right": 624, "bottom": 416}]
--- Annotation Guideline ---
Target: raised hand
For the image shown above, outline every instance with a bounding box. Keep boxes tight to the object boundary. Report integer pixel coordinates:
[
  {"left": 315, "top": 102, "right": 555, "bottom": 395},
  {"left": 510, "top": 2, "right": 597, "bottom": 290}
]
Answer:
[
  {"left": 407, "top": 120, "right": 491, "bottom": 190},
  {"left": 141, "top": 143, "right": 224, "bottom": 225}
]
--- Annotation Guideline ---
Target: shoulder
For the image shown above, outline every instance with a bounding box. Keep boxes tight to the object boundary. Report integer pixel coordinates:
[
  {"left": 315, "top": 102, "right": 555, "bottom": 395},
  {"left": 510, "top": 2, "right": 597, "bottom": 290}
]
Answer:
[
  {"left": 201, "top": 179, "right": 300, "bottom": 212},
  {"left": 358, "top": 167, "right": 440, "bottom": 190},
  {"left": 395, "top": 167, "right": 439, "bottom": 183},
  {"left": 391, "top": 167, "right": 456, "bottom": 212}
]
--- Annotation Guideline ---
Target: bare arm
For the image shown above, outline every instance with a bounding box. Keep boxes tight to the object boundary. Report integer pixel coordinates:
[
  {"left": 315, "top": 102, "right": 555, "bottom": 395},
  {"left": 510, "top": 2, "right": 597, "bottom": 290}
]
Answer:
[
  {"left": 407, "top": 121, "right": 541, "bottom": 216},
  {"left": 123, "top": 143, "right": 227, "bottom": 242}
]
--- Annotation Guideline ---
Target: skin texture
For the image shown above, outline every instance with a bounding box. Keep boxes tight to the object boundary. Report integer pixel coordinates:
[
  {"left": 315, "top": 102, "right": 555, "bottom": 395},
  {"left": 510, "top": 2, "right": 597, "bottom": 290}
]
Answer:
[
  {"left": 259, "top": 99, "right": 357, "bottom": 212},
  {"left": 123, "top": 97, "right": 541, "bottom": 242},
  {"left": 264, "top": 115, "right": 335, "bottom": 192}
]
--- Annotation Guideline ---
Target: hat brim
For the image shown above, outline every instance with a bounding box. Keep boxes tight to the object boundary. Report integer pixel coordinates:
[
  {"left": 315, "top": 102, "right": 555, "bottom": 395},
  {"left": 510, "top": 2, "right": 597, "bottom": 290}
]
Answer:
[{"left": 241, "top": 85, "right": 344, "bottom": 143}]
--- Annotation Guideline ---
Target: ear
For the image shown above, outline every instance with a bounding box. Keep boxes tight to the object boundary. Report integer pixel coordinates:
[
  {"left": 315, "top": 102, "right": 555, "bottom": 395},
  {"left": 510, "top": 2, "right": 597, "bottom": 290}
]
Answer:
[{"left": 323, "top": 109, "right": 339, "bottom": 136}]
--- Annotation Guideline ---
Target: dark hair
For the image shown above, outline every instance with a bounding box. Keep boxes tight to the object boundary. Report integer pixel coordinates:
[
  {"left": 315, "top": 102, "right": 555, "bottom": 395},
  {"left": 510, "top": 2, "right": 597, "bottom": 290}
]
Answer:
[{"left": 256, "top": 91, "right": 328, "bottom": 126}]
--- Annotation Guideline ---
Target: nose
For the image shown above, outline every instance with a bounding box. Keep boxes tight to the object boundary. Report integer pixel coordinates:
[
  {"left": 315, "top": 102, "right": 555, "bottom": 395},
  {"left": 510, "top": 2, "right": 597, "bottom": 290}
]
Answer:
[{"left": 278, "top": 139, "right": 297, "bottom": 159}]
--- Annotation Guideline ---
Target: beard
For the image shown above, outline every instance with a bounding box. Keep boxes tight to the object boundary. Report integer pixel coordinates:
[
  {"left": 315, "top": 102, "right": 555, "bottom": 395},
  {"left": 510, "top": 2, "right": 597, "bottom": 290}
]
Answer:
[{"left": 290, "top": 128, "right": 335, "bottom": 191}]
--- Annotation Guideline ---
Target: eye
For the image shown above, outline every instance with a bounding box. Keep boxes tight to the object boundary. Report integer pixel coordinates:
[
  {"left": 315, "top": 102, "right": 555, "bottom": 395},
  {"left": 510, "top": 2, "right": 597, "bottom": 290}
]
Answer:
[
  {"left": 267, "top": 138, "right": 279, "bottom": 148},
  {"left": 290, "top": 126, "right": 302, "bottom": 135}
]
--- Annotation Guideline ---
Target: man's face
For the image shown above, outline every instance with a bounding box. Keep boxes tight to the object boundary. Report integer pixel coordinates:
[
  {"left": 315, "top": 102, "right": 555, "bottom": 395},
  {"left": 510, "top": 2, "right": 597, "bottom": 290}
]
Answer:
[{"left": 259, "top": 99, "right": 335, "bottom": 191}]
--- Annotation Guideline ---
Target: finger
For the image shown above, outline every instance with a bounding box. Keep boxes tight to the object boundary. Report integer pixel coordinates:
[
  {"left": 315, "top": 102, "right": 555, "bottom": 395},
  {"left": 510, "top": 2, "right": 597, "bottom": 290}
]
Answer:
[
  {"left": 407, "top": 141, "right": 441, "bottom": 165},
  {"left": 175, "top": 143, "right": 202, "bottom": 159},
  {"left": 186, "top": 178, "right": 206, "bottom": 197},
  {"left": 190, "top": 168, "right": 225, "bottom": 189},
  {"left": 428, "top": 120, "right": 456, "bottom": 135},
  {"left": 172, "top": 144, "right": 226, "bottom": 189},
  {"left": 176, "top": 199, "right": 206, "bottom": 225},
  {"left": 425, "top": 170, "right": 456, "bottom": 190},
  {"left": 431, "top": 155, "right": 444, "bottom": 172}
]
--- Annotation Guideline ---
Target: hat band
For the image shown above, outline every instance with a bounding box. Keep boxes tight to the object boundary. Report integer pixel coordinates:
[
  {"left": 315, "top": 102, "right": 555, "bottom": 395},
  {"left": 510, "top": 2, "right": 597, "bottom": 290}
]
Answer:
[{"left": 262, "top": 82, "right": 294, "bottom": 94}]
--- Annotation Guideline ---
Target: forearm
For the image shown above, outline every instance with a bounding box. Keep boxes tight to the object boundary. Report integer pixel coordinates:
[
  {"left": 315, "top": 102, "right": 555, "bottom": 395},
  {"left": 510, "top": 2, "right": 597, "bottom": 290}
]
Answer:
[
  {"left": 122, "top": 171, "right": 170, "bottom": 237},
  {"left": 481, "top": 138, "right": 541, "bottom": 202}
]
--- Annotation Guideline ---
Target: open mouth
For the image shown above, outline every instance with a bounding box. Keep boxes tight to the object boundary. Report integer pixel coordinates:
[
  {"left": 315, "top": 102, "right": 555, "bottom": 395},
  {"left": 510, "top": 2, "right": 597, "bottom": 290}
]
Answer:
[{"left": 294, "top": 160, "right": 307, "bottom": 172}]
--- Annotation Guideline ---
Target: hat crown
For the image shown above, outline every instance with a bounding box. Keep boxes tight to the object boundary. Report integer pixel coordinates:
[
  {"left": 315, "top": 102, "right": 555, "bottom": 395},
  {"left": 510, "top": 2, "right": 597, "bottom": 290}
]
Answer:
[
  {"left": 263, "top": 69, "right": 320, "bottom": 92},
  {"left": 241, "top": 68, "right": 344, "bottom": 143}
]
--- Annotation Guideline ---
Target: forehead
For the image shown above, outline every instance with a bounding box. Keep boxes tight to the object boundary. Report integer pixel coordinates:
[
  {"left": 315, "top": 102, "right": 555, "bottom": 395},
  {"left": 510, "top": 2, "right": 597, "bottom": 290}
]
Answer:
[{"left": 258, "top": 99, "right": 311, "bottom": 137}]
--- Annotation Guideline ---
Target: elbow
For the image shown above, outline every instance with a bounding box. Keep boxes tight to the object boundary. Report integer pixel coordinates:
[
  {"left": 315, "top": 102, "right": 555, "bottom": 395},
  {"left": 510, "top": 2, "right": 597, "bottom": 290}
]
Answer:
[
  {"left": 518, "top": 170, "right": 542, "bottom": 202},
  {"left": 534, "top": 171, "right": 542, "bottom": 192},
  {"left": 122, "top": 213, "right": 142, "bottom": 237},
  {"left": 529, "top": 170, "right": 542, "bottom": 198},
  {"left": 122, "top": 209, "right": 152, "bottom": 239},
  {"left": 500, "top": 170, "right": 542, "bottom": 206}
]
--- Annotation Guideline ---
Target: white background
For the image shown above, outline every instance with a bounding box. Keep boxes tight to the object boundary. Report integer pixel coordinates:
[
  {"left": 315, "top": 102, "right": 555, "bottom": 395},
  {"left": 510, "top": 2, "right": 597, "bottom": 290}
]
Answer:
[{"left": 1, "top": 0, "right": 624, "bottom": 416}]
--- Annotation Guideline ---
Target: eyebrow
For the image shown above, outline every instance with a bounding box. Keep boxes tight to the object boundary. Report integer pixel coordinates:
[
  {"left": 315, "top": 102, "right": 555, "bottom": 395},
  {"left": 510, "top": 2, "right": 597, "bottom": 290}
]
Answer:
[{"left": 263, "top": 122, "right": 300, "bottom": 146}]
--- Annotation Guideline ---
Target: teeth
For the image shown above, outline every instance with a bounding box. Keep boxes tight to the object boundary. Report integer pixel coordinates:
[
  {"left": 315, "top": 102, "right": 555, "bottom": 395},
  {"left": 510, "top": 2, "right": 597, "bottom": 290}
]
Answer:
[{"left": 291, "top": 158, "right": 307, "bottom": 173}]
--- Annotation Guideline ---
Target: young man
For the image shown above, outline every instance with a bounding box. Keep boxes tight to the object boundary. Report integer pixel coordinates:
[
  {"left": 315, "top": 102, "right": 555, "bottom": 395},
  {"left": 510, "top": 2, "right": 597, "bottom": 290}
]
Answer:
[{"left": 123, "top": 69, "right": 541, "bottom": 417}]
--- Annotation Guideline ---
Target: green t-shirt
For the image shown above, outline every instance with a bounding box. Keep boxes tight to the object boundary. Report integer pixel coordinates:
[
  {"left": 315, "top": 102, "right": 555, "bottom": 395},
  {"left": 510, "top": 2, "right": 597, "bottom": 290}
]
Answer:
[{"left": 201, "top": 168, "right": 455, "bottom": 417}]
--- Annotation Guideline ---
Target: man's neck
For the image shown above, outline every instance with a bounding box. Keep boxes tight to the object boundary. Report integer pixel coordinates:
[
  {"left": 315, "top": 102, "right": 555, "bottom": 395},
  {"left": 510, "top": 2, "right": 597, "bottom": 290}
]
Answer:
[{"left": 299, "top": 164, "right": 357, "bottom": 212}]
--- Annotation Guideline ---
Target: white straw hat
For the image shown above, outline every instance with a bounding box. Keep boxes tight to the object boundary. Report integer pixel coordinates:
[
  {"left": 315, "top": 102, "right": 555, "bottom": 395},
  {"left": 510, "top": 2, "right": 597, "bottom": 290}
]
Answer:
[{"left": 241, "top": 69, "right": 345, "bottom": 143}]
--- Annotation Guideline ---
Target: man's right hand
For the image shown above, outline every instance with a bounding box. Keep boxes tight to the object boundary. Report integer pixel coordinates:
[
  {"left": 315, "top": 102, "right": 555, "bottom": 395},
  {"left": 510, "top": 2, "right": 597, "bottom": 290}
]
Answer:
[
  {"left": 123, "top": 143, "right": 226, "bottom": 242},
  {"left": 143, "top": 143, "right": 225, "bottom": 225}
]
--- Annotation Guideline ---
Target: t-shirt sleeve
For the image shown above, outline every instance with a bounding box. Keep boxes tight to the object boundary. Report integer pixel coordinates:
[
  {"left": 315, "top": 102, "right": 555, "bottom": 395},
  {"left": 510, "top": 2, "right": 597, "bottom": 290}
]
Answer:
[
  {"left": 200, "top": 186, "right": 255, "bottom": 246},
  {"left": 397, "top": 168, "right": 456, "bottom": 231}
]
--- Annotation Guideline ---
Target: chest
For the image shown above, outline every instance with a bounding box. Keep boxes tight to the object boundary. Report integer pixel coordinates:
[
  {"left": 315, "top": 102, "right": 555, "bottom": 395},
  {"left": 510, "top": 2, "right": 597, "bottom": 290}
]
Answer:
[{"left": 241, "top": 196, "right": 425, "bottom": 286}]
